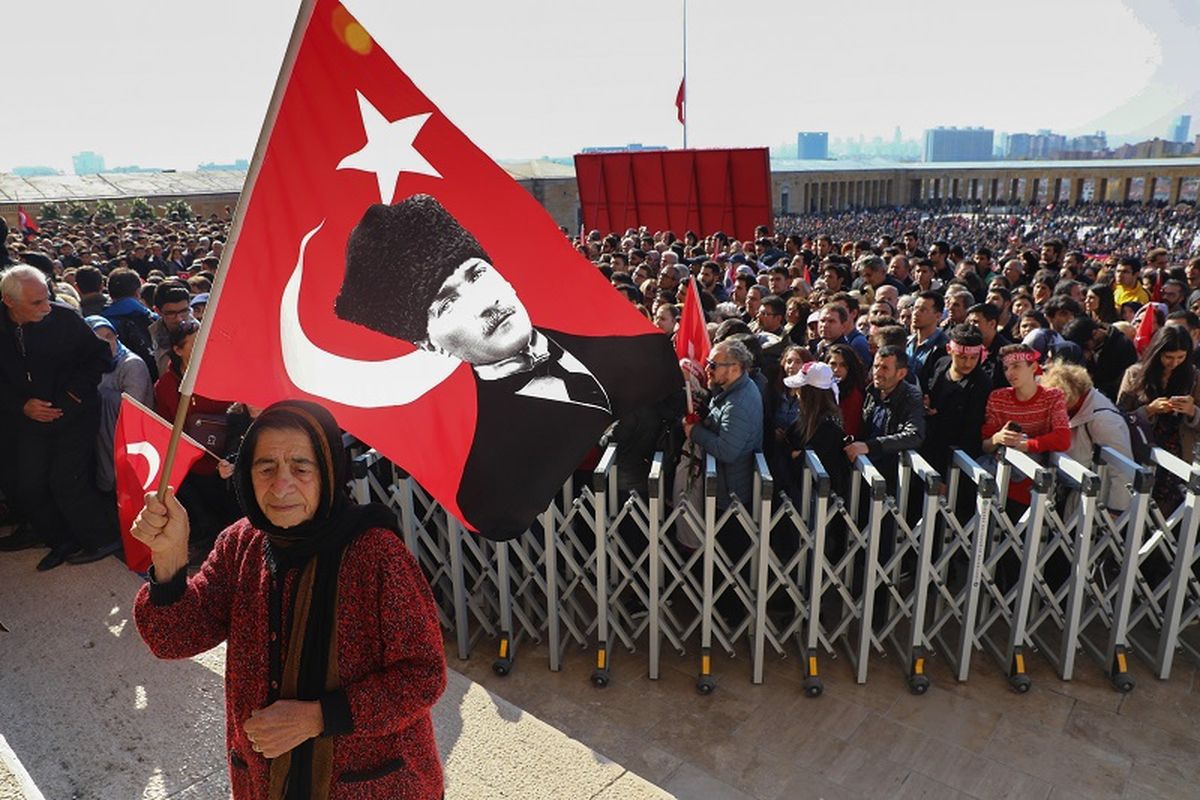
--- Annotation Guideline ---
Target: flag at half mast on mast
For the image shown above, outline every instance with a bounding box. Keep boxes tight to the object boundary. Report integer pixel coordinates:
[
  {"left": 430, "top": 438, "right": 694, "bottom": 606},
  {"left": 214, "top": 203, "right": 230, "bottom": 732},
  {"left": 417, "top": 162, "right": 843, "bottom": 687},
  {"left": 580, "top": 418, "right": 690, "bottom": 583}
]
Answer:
[{"left": 183, "top": 0, "right": 681, "bottom": 541}]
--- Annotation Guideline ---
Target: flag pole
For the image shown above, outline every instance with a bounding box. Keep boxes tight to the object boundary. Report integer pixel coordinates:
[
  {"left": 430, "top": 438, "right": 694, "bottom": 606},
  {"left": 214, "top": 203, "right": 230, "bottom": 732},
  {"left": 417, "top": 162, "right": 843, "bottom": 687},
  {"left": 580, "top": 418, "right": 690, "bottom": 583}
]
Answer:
[
  {"left": 155, "top": 0, "right": 317, "bottom": 499},
  {"left": 682, "top": 0, "right": 688, "bottom": 149}
]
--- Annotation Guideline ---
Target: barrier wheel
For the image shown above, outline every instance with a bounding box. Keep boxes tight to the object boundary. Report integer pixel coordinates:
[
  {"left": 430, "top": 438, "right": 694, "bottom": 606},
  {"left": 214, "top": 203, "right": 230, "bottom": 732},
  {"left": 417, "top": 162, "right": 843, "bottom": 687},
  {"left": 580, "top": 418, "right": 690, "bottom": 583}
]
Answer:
[
  {"left": 908, "top": 674, "right": 930, "bottom": 695},
  {"left": 1008, "top": 674, "right": 1031, "bottom": 693},
  {"left": 696, "top": 676, "right": 716, "bottom": 695},
  {"left": 590, "top": 669, "right": 610, "bottom": 688},
  {"left": 491, "top": 658, "right": 512, "bottom": 677},
  {"left": 802, "top": 676, "right": 823, "bottom": 698},
  {"left": 1112, "top": 674, "right": 1135, "bottom": 693}
]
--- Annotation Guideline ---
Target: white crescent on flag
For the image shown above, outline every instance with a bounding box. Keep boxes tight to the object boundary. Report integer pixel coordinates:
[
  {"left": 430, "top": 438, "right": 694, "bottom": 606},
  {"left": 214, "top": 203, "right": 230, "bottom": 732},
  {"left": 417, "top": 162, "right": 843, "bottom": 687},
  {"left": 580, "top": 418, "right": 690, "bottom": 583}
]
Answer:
[
  {"left": 125, "top": 441, "right": 162, "bottom": 491},
  {"left": 279, "top": 222, "right": 462, "bottom": 408}
]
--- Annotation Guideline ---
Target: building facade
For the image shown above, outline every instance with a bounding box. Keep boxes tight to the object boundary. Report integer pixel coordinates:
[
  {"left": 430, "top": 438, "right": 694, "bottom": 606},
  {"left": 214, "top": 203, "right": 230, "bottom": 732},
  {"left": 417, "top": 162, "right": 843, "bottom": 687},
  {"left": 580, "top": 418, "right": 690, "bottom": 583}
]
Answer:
[
  {"left": 923, "top": 128, "right": 994, "bottom": 163},
  {"left": 796, "top": 132, "right": 829, "bottom": 160}
]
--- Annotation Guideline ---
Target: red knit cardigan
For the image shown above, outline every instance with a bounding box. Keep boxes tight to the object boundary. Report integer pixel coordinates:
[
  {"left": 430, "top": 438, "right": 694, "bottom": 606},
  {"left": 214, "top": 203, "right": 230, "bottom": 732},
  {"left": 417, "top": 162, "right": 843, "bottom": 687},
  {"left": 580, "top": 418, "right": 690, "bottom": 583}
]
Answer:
[{"left": 134, "top": 520, "right": 446, "bottom": 800}]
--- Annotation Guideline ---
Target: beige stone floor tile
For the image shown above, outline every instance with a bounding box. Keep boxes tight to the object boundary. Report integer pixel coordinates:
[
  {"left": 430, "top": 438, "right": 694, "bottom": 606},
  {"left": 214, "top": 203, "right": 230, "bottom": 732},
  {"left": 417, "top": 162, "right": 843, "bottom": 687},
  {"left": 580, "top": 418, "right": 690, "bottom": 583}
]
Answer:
[
  {"left": 984, "top": 716, "right": 1131, "bottom": 800},
  {"left": 884, "top": 683, "right": 1004, "bottom": 753}
]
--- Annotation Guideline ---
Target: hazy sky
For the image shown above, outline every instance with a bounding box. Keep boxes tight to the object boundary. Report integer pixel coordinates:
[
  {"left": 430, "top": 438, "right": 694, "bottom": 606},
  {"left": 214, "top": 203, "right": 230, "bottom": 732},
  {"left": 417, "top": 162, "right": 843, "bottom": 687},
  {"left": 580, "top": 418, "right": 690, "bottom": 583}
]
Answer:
[{"left": 3, "top": 0, "right": 1196, "bottom": 173}]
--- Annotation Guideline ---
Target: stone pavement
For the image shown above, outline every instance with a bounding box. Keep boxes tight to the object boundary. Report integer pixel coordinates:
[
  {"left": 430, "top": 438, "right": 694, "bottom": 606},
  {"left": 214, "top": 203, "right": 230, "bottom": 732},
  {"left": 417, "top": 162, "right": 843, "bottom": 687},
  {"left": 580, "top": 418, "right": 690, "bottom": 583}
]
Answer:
[
  {"left": 0, "top": 548, "right": 669, "bottom": 800},
  {"left": 450, "top": 624, "right": 1200, "bottom": 799}
]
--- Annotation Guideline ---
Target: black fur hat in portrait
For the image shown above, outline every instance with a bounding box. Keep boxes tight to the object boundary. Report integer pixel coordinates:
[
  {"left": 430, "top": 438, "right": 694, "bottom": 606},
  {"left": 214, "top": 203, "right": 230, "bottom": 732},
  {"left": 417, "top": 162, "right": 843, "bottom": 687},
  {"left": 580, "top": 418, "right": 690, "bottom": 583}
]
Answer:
[{"left": 335, "top": 194, "right": 491, "bottom": 343}]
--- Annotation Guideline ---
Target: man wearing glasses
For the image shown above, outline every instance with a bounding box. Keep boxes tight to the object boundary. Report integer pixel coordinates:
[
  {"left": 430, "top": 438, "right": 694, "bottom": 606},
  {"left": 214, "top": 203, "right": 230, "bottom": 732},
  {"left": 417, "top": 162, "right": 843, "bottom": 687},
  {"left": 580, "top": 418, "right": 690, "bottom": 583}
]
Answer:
[
  {"left": 148, "top": 282, "right": 195, "bottom": 378},
  {"left": 684, "top": 340, "right": 763, "bottom": 512}
]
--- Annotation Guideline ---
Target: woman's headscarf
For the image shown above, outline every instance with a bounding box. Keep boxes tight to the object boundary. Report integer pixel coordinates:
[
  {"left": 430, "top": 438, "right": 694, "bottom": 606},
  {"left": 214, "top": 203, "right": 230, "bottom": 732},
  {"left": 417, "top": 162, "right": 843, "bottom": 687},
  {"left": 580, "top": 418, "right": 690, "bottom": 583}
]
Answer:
[
  {"left": 85, "top": 315, "right": 129, "bottom": 373},
  {"left": 232, "top": 400, "right": 398, "bottom": 800}
]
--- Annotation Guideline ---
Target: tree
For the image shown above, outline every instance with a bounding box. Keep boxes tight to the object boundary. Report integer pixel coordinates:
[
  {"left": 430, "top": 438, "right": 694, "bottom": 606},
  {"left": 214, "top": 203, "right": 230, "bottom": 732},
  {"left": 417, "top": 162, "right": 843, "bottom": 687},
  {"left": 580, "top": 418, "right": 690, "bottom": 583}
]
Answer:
[
  {"left": 93, "top": 199, "right": 119, "bottom": 224},
  {"left": 38, "top": 203, "right": 61, "bottom": 222},
  {"left": 64, "top": 200, "right": 91, "bottom": 223},
  {"left": 129, "top": 197, "right": 155, "bottom": 221},
  {"left": 162, "top": 199, "right": 195, "bottom": 221}
]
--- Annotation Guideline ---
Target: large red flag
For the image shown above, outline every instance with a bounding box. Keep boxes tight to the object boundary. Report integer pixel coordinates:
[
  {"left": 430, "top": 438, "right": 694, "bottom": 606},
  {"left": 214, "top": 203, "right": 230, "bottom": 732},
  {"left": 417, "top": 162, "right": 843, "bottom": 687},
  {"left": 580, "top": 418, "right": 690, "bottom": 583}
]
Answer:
[
  {"left": 186, "top": 1, "right": 679, "bottom": 540},
  {"left": 114, "top": 395, "right": 207, "bottom": 573}
]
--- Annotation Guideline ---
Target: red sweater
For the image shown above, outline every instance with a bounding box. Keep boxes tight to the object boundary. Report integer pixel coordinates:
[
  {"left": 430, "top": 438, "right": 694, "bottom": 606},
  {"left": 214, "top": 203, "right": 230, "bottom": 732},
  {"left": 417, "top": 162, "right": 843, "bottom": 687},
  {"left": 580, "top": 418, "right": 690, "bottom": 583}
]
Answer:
[
  {"left": 982, "top": 385, "right": 1071, "bottom": 503},
  {"left": 134, "top": 521, "right": 446, "bottom": 799}
]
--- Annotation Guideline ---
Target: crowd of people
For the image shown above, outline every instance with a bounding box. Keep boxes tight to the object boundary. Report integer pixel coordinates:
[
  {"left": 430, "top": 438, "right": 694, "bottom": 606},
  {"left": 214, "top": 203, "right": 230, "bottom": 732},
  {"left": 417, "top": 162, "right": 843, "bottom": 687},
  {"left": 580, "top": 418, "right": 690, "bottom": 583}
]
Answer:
[
  {"left": 0, "top": 212, "right": 236, "bottom": 570},
  {"left": 4, "top": 201, "right": 1200, "bottom": 575},
  {"left": 585, "top": 205, "right": 1200, "bottom": 531}
]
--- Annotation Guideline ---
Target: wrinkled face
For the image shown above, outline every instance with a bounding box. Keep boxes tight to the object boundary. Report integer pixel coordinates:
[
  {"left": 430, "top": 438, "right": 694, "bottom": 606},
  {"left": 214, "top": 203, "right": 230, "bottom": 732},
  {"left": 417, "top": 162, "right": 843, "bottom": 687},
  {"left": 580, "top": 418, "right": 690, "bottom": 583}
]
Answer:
[
  {"left": 425, "top": 258, "right": 532, "bottom": 365},
  {"left": 2, "top": 279, "right": 52, "bottom": 324},
  {"left": 947, "top": 294, "right": 969, "bottom": 322},
  {"left": 251, "top": 428, "right": 322, "bottom": 528}
]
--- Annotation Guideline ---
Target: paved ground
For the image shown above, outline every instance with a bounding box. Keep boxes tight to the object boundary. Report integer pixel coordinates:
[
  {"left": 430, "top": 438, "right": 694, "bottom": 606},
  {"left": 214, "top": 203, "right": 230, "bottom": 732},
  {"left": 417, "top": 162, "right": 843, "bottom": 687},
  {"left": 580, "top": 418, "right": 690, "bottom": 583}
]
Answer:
[
  {"left": 450, "top": 623, "right": 1200, "bottom": 799},
  {"left": 0, "top": 548, "right": 668, "bottom": 800}
]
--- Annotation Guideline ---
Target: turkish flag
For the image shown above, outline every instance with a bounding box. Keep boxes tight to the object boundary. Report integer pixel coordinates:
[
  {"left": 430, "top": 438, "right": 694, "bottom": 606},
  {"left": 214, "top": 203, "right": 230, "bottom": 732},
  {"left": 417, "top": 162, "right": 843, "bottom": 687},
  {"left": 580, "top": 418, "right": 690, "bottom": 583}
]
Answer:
[
  {"left": 114, "top": 395, "right": 207, "bottom": 573},
  {"left": 16, "top": 205, "right": 38, "bottom": 240},
  {"left": 187, "top": 1, "right": 679, "bottom": 539},
  {"left": 1134, "top": 302, "right": 1163, "bottom": 355},
  {"left": 675, "top": 277, "right": 710, "bottom": 376},
  {"left": 675, "top": 78, "right": 686, "bottom": 125}
]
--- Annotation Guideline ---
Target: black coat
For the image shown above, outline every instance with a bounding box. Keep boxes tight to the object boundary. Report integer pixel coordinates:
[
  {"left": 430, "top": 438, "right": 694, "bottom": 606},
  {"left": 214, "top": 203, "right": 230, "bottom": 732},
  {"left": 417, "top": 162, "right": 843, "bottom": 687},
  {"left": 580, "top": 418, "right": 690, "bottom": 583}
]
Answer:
[
  {"left": 1091, "top": 327, "right": 1138, "bottom": 402},
  {"left": 0, "top": 303, "right": 110, "bottom": 432},
  {"left": 457, "top": 328, "right": 680, "bottom": 539},
  {"left": 920, "top": 357, "right": 992, "bottom": 474}
]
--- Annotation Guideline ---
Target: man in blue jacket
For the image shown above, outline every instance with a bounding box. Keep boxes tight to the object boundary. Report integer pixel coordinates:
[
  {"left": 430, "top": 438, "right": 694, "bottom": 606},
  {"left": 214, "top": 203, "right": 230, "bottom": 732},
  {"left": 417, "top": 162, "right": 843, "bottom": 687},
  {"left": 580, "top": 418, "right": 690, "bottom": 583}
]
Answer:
[{"left": 685, "top": 339, "right": 763, "bottom": 511}]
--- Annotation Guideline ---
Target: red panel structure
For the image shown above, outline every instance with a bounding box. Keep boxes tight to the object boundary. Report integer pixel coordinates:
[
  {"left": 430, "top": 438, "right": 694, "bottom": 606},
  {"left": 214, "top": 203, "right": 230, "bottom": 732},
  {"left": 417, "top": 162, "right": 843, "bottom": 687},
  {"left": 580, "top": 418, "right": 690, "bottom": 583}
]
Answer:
[{"left": 574, "top": 148, "right": 772, "bottom": 241}]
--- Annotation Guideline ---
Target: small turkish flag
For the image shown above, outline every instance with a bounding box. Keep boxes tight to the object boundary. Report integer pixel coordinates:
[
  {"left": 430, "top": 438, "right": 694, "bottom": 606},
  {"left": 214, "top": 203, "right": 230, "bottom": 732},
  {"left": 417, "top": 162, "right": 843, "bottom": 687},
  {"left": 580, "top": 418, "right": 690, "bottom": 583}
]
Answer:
[
  {"left": 675, "top": 277, "right": 710, "bottom": 378},
  {"left": 675, "top": 78, "right": 686, "bottom": 125},
  {"left": 114, "top": 395, "right": 207, "bottom": 573},
  {"left": 1134, "top": 302, "right": 1163, "bottom": 356},
  {"left": 187, "top": 1, "right": 679, "bottom": 539},
  {"left": 16, "top": 205, "right": 38, "bottom": 240}
]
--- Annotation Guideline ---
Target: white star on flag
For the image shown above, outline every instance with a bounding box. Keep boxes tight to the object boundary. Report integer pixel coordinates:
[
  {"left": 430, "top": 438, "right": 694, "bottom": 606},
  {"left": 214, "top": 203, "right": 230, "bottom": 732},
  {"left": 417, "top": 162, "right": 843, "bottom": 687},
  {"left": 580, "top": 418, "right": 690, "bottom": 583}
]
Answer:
[{"left": 337, "top": 91, "right": 441, "bottom": 203}]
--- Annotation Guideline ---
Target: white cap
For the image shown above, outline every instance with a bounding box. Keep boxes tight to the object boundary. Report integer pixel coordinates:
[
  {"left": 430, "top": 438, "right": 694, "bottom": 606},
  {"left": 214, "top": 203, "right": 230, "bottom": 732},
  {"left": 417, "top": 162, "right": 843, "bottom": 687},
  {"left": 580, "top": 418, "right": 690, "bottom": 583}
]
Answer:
[{"left": 783, "top": 360, "right": 839, "bottom": 402}]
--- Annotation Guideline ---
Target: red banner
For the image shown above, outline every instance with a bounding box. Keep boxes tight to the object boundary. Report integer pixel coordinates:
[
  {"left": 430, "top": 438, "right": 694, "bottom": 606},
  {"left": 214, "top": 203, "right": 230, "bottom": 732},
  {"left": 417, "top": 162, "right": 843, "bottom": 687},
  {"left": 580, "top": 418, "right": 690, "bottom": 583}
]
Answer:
[
  {"left": 114, "top": 395, "right": 207, "bottom": 573},
  {"left": 186, "top": 1, "right": 679, "bottom": 539},
  {"left": 574, "top": 147, "right": 772, "bottom": 241}
]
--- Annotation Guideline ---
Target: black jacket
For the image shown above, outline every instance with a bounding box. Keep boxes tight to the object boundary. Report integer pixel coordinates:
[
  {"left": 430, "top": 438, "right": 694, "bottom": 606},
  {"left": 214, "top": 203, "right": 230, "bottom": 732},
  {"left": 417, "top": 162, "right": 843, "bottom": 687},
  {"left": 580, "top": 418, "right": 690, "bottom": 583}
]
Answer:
[
  {"left": 1091, "top": 327, "right": 1137, "bottom": 402},
  {"left": 0, "top": 303, "right": 110, "bottom": 432},
  {"left": 457, "top": 328, "right": 680, "bottom": 539},
  {"left": 861, "top": 379, "right": 926, "bottom": 478},
  {"left": 920, "top": 357, "right": 992, "bottom": 474}
]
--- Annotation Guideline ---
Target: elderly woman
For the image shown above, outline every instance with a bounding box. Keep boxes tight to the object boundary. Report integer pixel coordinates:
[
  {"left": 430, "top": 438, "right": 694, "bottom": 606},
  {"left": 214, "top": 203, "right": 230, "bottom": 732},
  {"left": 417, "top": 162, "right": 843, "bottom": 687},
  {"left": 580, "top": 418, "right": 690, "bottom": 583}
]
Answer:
[
  {"left": 132, "top": 400, "right": 446, "bottom": 799},
  {"left": 1040, "top": 361, "right": 1133, "bottom": 510}
]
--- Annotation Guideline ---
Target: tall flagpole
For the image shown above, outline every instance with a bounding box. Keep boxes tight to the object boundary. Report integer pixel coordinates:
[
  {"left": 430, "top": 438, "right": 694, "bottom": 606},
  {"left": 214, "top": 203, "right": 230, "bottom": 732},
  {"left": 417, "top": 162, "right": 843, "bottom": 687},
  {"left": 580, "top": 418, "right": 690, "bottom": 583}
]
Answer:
[
  {"left": 154, "top": 0, "right": 317, "bottom": 500},
  {"left": 682, "top": 0, "right": 688, "bottom": 149}
]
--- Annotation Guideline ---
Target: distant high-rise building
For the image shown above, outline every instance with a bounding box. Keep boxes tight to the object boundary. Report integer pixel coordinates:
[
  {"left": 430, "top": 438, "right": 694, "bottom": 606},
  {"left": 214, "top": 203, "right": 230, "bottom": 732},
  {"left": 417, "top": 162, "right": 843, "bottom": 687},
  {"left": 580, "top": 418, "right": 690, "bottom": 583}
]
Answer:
[
  {"left": 796, "top": 132, "right": 829, "bottom": 160},
  {"left": 1170, "top": 115, "right": 1192, "bottom": 143},
  {"left": 72, "top": 151, "right": 105, "bottom": 174},
  {"left": 198, "top": 159, "right": 250, "bottom": 172},
  {"left": 922, "top": 127, "right": 993, "bottom": 162}
]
